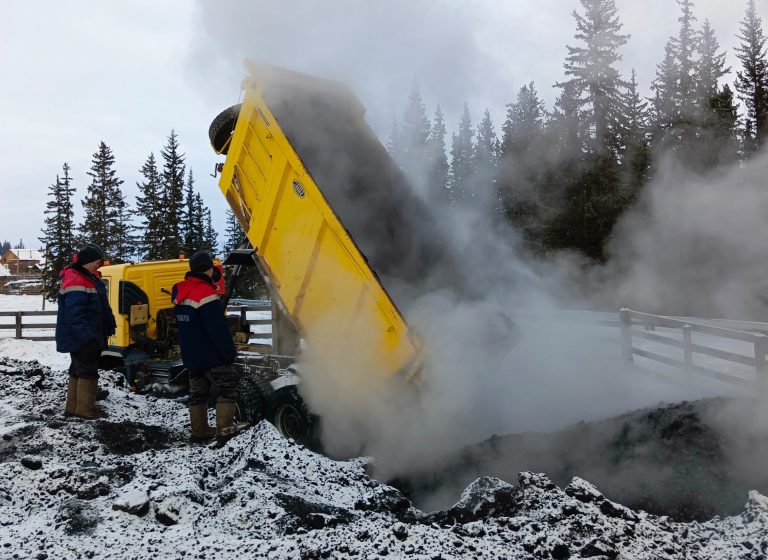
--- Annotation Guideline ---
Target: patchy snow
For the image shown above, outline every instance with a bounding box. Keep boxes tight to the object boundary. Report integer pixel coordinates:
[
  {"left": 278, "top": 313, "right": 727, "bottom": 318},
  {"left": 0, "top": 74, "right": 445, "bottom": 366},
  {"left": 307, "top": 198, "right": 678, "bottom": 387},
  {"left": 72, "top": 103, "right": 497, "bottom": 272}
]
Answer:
[
  {"left": 0, "top": 347, "right": 767, "bottom": 558},
  {"left": 1, "top": 294, "right": 766, "bottom": 557}
]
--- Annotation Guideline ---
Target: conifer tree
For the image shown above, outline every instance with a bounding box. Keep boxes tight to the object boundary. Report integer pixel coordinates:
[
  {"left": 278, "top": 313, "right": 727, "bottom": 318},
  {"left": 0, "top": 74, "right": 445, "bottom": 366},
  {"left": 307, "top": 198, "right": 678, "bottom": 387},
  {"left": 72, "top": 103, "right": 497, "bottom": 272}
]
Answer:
[
  {"left": 617, "top": 70, "right": 650, "bottom": 199},
  {"left": 39, "top": 163, "right": 76, "bottom": 300},
  {"left": 694, "top": 22, "right": 738, "bottom": 170},
  {"left": 78, "top": 141, "right": 132, "bottom": 262},
  {"left": 674, "top": 0, "right": 699, "bottom": 122},
  {"left": 159, "top": 130, "right": 185, "bottom": 259},
  {"left": 558, "top": 0, "right": 629, "bottom": 155},
  {"left": 393, "top": 84, "right": 432, "bottom": 192},
  {"left": 426, "top": 106, "right": 450, "bottom": 203},
  {"left": 181, "top": 169, "right": 201, "bottom": 256},
  {"left": 135, "top": 153, "right": 164, "bottom": 260},
  {"left": 472, "top": 109, "right": 500, "bottom": 208},
  {"left": 697, "top": 20, "right": 730, "bottom": 102},
  {"left": 203, "top": 205, "right": 217, "bottom": 252},
  {"left": 735, "top": 0, "right": 768, "bottom": 155},
  {"left": 448, "top": 104, "right": 475, "bottom": 206},
  {"left": 0, "top": 241, "right": 10, "bottom": 255},
  {"left": 498, "top": 82, "right": 547, "bottom": 228},
  {"left": 651, "top": 40, "right": 682, "bottom": 147}
]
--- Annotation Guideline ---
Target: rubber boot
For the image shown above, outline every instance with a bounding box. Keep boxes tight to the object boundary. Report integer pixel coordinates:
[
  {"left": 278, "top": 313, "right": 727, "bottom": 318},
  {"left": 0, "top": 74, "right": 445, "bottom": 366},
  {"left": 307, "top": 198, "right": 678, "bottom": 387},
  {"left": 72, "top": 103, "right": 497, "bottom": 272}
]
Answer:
[
  {"left": 74, "top": 378, "right": 108, "bottom": 419},
  {"left": 64, "top": 377, "right": 78, "bottom": 417},
  {"left": 215, "top": 402, "right": 249, "bottom": 444},
  {"left": 189, "top": 404, "right": 216, "bottom": 442}
]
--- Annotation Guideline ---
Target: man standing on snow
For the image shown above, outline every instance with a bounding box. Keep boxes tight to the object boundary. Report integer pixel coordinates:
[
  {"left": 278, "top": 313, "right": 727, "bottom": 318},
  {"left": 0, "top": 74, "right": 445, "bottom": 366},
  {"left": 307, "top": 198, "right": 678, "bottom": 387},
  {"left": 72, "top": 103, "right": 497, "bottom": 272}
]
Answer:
[
  {"left": 56, "top": 243, "right": 116, "bottom": 419},
  {"left": 172, "top": 251, "right": 246, "bottom": 443}
]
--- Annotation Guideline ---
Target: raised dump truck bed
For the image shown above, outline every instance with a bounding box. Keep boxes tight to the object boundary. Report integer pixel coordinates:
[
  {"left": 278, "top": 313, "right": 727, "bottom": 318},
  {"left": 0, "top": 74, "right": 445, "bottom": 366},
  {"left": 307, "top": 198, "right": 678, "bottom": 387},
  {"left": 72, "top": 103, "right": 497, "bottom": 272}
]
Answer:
[{"left": 213, "top": 63, "right": 449, "bottom": 382}]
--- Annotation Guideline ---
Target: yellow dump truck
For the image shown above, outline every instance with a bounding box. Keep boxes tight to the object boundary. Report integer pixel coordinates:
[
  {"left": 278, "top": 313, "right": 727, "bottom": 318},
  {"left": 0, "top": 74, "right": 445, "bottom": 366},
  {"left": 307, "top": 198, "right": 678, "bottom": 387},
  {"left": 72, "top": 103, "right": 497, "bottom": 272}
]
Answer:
[
  {"left": 101, "top": 64, "right": 451, "bottom": 443},
  {"left": 210, "top": 63, "right": 449, "bottom": 388}
]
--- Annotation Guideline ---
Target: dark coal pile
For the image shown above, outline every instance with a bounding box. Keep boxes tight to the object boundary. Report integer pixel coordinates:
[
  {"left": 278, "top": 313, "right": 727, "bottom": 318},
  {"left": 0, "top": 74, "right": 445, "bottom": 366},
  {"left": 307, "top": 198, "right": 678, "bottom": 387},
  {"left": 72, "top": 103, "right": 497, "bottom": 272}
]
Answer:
[
  {"left": 1, "top": 356, "right": 768, "bottom": 558},
  {"left": 393, "top": 397, "right": 768, "bottom": 522}
]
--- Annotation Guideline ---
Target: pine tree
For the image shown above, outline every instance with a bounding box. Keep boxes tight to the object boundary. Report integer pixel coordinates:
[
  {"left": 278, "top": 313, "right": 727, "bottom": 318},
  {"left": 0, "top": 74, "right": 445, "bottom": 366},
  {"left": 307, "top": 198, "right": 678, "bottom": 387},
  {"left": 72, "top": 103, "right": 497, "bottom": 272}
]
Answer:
[
  {"left": 426, "top": 106, "right": 450, "bottom": 203},
  {"left": 694, "top": 22, "right": 738, "bottom": 170},
  {"left": 674, "top": 0, "right": 699, "bottom": 121},
  {"left": 558, "top": 0, "right": 629, "bottom": 155},
  {"left": 448, "top": 104, "right": 475, "bottom": 206},
  {"left": 39, "top": 163, "right": 76, "bottom": 300},
  {"left": 617, "top": 70, "right": 651, "bottom": 199},
  {"left": 202, "top": 205, "right": 218, "bottom": 253},
  {"left": 158, "top": 130, "right": 186, "bottom": 259},
  {"left": 472, "top": 109, "right": 500, "bottom": 208},
  {"left": 651, "top": 40, "right": 682, "bottom": 148},
  {"left": 498, "top": 82, "right": 547, "bottom": 231},
  {"left": 135, "top": 153, "right": 164, "bottom": 260},
  {"left": 0, "top": 241, "right": 10, "bottom": 255},
  {"left": 181, "top": 169, "right": 199, "bottom": 256},
  {"left": 393, "top": 84, "right": 432, "bottom": 192},
  {"left": 697, "top": 19, "right": 730, "bottom": 102},
  {"left": 78, "top": 141, "right": 131, "bottom": 261},
  {"left": 735, "top": 0, "right": 768, "bottom": 155}
]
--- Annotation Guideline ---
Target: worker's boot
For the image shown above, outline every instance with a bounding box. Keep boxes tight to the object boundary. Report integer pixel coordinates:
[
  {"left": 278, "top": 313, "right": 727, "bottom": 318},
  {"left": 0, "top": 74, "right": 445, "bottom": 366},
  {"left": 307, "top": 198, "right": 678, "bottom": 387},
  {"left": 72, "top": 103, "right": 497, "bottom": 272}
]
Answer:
[
  {"left": 189, "top": 404, "right": 216, "bottom": 442},
  {"left": 64, "top": 376, "right": 78, "bottom": 417},
  {"left": 215, "top": 402, "right": 249, "bottom": 444},
  {"left": 74, "top": 378, "right": 108, "bottom": 419}
]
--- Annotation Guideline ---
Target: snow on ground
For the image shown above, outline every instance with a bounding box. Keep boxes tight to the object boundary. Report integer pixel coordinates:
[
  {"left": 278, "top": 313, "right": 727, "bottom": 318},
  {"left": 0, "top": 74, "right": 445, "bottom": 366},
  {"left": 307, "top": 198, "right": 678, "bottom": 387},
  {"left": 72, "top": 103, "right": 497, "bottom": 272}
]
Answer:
[
  {"left": 2, "top": 294, "right": 768, "bottom": 558},
  {"left": 0, "top": 349, "right": 767, "bottom": 557}
]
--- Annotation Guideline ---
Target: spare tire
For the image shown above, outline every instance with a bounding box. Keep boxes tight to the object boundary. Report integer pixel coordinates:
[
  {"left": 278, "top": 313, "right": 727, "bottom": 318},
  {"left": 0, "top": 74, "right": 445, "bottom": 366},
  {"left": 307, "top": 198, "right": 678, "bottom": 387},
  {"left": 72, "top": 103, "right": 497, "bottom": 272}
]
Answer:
[{"left": 209, "top": 104, "right": 242, "bottom": 155}]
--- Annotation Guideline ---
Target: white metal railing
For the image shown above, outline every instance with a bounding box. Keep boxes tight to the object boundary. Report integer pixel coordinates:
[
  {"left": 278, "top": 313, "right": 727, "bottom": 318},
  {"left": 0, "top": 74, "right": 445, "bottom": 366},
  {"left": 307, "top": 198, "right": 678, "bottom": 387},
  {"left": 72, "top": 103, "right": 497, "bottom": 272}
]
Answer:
[{"left": 619, "top": 308, "right": 767, "bottom": 389}]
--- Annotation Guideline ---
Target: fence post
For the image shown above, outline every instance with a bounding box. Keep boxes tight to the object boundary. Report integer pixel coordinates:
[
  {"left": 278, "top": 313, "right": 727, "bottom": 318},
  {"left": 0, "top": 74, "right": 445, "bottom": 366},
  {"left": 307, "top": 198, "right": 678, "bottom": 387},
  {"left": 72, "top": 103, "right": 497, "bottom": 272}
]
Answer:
[
  {"left": 15, "top": 312, "right": 22, "bottom": 339},
  {"left": 682, "top": 324, "right": 693, "bottom": 374},
  {"left": 619, "top": 308, "right": 633, "bottom": 363},
  {"left": 754, "top": 334, "right": 767, "bottom": 390}
]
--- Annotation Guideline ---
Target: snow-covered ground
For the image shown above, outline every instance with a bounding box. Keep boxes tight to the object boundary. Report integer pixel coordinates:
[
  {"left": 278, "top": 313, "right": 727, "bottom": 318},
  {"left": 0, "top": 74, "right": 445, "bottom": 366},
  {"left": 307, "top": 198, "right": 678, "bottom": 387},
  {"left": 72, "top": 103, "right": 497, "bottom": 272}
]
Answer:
[
  {"left": 1, "top": 294, "right": 767, "bottom": 558},
  {"left": 1, "top": 356, "right": 767, "bottom": 559}
]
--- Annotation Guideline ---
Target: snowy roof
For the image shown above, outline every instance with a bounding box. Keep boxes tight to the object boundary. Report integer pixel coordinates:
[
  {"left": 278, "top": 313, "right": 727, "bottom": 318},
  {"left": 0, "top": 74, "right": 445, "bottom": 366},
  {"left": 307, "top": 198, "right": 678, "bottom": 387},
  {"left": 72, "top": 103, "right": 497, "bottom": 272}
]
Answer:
[
  {"left": 9, "top": 248, "right": 43, "bottom": 261},
  {"left": 0, "top": 263, "right": 10, "bottom": 277}
]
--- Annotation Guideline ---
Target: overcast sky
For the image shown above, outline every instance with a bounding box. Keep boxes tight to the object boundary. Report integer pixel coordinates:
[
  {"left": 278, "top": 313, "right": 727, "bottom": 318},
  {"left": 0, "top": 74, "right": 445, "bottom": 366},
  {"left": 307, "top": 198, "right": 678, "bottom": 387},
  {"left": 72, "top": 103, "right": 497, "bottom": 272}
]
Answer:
[{"left": 0, "top": 0, "right": 757, "bottom": 253}]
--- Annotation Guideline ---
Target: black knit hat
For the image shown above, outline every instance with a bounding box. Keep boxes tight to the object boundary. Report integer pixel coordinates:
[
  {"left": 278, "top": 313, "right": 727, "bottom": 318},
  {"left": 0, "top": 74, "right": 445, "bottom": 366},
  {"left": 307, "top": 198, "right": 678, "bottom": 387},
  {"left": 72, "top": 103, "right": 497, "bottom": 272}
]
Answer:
[
  {"left": 76, "top": 243, "right": 105, "bottom": 266},
  {"left": 189, "top": 251, "right": 214, "bottom": 273}
]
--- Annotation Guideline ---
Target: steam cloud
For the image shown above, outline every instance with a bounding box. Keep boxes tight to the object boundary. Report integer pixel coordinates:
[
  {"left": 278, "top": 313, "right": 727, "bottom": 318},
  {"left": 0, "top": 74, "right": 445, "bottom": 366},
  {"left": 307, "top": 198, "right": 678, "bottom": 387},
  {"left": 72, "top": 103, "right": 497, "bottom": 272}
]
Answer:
[{"left": 192, "top": 0, "right": 766, "bottom": 489}]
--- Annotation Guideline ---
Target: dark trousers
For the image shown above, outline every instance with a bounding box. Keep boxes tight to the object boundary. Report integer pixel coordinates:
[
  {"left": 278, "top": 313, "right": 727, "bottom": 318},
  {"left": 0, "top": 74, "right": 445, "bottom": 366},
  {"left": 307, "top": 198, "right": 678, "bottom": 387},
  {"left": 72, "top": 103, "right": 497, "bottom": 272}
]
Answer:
[
  {"left": 68, "top": 346, "right": 100, "bottom": 380},
  {"left": 188, "top": 364, "right": 240, "bottom": 405}
]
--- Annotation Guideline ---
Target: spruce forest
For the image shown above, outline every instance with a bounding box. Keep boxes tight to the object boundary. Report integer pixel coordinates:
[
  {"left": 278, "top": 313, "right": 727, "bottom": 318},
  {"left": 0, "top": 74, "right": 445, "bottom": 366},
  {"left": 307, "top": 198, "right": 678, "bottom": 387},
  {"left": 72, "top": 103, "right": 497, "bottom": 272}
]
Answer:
[
  {"left": 387, "top": 0, "right": 767, "bottom": 260},
  {"left": 36, "top": 0, "right": 767, "bottom": 300}
]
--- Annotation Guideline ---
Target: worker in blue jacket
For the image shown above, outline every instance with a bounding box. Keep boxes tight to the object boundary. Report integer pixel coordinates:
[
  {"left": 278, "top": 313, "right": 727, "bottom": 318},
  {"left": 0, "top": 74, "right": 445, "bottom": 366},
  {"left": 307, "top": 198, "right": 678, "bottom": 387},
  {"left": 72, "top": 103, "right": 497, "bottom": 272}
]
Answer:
[
  {"left": 172, "top": 251, "right": 246, "bottom": 442},
  {"left": 56, "top": 243, "right": 116, "bottom": 419}
]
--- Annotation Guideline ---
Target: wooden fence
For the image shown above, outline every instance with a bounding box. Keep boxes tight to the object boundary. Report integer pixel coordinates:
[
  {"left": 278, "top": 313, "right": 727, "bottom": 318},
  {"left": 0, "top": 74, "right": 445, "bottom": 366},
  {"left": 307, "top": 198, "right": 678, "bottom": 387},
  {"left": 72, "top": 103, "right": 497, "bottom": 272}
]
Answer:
[
  {"left": 0, "top": 304, "right": 274, "bottom": 344},
  {"left": 619, "top": 308, "right": 768, "bottom": 389}
]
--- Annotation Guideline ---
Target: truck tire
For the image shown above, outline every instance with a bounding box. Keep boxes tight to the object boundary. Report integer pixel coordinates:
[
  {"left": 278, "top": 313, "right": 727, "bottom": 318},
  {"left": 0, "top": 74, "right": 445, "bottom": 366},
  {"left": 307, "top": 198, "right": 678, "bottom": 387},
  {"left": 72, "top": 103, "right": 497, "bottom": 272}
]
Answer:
[
  {"left": 271, "top": 386, "right": 315, "bottom": 443},
  {"left": 209, "top": 104, "right": 241, "bottom": 155},
  {"left": 236, "top": 376, "right": 272, "bottom": 425}
]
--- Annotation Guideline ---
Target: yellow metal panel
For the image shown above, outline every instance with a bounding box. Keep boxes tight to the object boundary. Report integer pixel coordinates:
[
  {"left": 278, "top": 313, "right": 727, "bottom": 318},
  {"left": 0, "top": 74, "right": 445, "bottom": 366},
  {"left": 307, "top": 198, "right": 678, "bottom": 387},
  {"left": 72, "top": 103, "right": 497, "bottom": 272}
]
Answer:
[{"left": 218, "top": 73, "right": 423, "bottom": 381}]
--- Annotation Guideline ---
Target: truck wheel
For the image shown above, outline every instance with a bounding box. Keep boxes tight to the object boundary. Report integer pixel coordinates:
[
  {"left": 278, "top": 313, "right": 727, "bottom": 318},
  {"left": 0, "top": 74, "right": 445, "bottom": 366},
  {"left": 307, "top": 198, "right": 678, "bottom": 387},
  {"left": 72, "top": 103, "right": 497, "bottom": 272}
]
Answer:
[
  {"left": 236, "top": 376, "right": 271, "bottom": 425},
  {"left": 209, "top": 104, "right": 241, "bottom": 155},
  {"left": 271, "top": 386, "right": 315, "bottom": 442}
]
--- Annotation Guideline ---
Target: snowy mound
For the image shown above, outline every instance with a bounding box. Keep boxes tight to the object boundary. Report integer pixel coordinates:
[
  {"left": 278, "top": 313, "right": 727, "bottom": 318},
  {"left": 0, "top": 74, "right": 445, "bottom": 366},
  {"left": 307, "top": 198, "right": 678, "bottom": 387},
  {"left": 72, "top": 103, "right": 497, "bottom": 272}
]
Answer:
[{"left": 1, "top": 357, "right": 767, "bottom": 559}]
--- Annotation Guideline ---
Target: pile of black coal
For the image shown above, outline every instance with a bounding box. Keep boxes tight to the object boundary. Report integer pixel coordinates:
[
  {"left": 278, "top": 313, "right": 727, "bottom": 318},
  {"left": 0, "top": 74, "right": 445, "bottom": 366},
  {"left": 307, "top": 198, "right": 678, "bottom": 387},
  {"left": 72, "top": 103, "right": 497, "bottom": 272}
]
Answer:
[{"left": 392, "top": 397, "right": 768, "bottom": 521}]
